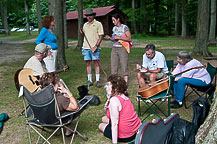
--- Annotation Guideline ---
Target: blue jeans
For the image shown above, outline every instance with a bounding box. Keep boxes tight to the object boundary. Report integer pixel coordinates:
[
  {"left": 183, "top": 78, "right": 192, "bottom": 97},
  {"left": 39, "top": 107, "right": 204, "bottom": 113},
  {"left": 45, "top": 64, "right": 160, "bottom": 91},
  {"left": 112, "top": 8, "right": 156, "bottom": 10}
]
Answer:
[
  {"left": 173, "top": 76, "right": 209, "bottom": 102},
  {"left": 82, "top": 48, "right": 100, "bottom": 61}
]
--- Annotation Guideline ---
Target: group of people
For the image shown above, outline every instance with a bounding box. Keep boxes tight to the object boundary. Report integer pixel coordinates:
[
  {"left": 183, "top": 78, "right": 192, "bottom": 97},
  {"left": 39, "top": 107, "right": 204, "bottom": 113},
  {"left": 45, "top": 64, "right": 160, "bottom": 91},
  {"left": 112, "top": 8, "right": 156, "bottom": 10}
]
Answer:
[{"left": 22, "top": 8, "right": 212, "bottom": 144}]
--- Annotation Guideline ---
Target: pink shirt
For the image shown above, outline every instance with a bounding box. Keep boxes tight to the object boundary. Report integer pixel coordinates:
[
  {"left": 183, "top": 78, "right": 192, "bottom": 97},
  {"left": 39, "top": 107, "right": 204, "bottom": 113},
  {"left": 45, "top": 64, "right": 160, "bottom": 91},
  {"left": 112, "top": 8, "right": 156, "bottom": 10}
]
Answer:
[
  {"left": 106, "top": 95, "right": 141, "bottom": 139},
  {"left": 172, "top": 59, "right": 211, "bottom": 84}
]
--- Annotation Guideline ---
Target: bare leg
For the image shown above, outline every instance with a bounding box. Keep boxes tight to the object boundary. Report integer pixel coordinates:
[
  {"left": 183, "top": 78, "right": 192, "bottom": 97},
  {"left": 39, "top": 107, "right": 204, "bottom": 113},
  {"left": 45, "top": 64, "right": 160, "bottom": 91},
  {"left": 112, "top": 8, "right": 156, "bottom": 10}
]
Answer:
[
  {"left": 86, "top": 60, "right": 92, "bottom": 74},
  {"left": 93, "top": 60, "right": 100, "bottom": 74},
  {"left": 149, "top": 73, "right": 157, "bottom": 84},
  {"left": 137, "top": 72, "right": 147, "bottom": 87}
]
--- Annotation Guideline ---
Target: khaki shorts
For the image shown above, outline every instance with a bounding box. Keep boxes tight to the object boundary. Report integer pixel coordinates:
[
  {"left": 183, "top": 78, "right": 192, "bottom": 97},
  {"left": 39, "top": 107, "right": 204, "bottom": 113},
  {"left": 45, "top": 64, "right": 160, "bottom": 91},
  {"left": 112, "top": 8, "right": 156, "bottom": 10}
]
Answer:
[{"left": 144, "top": 72, "right": 167, "bottom": 81}]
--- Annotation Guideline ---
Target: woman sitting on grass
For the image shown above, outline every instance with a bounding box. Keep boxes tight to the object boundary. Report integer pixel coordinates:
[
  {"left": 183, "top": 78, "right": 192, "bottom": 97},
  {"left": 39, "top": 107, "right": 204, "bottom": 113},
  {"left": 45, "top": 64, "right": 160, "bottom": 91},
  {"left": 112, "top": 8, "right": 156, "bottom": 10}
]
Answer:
[
  {"left": 99, "top": 74, "right": 141, "bottom": 143},
  {"left": 39, "top": 73, "right": 78, "bottom": 136}
]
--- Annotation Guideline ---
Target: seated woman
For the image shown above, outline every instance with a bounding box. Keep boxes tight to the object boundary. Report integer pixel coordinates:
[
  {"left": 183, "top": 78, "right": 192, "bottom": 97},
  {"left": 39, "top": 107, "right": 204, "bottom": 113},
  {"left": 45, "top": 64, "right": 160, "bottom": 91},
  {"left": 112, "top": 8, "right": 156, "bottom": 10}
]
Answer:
[
  {"left": 39, "top": 73, "right": 79, "bottom": 136},
  {"left": 99, "top": 74, "right": 141, "bottom": 143},
  {"left": 171, "top": 50, "right": 211, "bottom": 109}
]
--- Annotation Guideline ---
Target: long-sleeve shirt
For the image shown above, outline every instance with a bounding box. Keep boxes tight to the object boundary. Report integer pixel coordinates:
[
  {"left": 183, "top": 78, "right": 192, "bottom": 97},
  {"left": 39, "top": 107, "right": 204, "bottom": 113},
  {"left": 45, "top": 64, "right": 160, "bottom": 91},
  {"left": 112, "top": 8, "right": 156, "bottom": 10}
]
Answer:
[
  {"left": 172, "top": 59, "right": 211, "bottom": 84},
  {"left": 36, "top": 27, "right": 57, "bottom": 50}
]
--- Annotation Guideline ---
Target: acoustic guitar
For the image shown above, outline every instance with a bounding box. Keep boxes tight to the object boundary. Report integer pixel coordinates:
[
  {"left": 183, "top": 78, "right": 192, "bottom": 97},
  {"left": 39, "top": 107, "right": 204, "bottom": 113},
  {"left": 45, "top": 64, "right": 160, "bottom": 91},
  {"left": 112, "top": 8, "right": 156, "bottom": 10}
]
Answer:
[
  {"left": 138, "top": 66, "right": 205, "bottom": 98},
  {"left": 14, "top": 66, "right": 69, "bottom": 93}
]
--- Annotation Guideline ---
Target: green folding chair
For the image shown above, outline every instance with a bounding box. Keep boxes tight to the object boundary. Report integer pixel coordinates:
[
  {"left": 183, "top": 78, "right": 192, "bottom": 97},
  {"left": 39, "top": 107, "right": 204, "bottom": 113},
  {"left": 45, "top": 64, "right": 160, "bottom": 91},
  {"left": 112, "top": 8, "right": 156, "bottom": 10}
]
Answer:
[
  {"left": 137, "top": 75, "right": 175, "bottom": 122},
  {"left": 184, "top": 62, "right": 217, "bottom": 108},
  {"left": 166, "top": 60, "right": 174, "bottom": 76}
]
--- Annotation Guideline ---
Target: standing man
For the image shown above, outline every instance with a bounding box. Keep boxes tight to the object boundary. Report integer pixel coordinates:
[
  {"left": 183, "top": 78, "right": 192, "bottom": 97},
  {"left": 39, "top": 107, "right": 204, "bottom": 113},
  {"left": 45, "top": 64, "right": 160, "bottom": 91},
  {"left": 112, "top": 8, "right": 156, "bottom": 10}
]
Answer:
[
  {"left": 24, "top": 43, "right": 50, "bottom": 76},
  {"left": 81, "top": 8, "right": 104, "bottom": 88},
  {"left": 136, "top": 44, "right": 168, "bottom": 88}
]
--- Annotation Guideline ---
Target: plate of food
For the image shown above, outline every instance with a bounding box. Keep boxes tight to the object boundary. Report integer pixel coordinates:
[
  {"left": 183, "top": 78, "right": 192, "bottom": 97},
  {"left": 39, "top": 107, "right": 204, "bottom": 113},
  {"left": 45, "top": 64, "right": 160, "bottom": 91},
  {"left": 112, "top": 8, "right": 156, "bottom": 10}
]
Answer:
[{"left": 140, "top": 69, "right": 147, "bottom": 72}]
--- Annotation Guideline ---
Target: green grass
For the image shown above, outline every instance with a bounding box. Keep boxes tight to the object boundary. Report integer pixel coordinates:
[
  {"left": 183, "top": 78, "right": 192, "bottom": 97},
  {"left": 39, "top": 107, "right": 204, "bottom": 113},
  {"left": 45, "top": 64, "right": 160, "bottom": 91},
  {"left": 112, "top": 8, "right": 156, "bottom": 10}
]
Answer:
[
  {"left": 0, "top": 34, "right": 216, "bottom": 143},
  {"left": 0, "top": 31, "right": 38, "bottom": 41}
]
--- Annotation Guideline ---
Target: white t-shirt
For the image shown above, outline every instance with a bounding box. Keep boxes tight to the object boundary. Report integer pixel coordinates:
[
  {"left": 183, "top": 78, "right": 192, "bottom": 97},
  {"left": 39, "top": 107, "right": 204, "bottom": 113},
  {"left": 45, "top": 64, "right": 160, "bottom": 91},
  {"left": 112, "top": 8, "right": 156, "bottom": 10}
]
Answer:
[
  {"left": 142, "top": 51, "right": 168, "bottom": 73},
  {"left": 24, "top": 56, "right": 46, "bottom": 76}
]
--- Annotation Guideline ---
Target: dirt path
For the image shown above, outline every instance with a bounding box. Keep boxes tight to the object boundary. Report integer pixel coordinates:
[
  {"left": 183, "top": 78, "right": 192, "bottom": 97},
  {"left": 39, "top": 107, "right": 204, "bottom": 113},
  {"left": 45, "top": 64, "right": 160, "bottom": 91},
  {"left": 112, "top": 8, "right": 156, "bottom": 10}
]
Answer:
[{"left": 0, "top": 38, "right": 36, "bottom": 64}]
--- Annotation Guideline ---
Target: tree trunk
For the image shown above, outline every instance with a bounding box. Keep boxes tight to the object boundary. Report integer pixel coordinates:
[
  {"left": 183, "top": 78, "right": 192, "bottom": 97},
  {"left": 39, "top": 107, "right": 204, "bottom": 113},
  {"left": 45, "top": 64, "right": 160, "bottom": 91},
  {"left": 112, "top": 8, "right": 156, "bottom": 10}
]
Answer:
[
  {"left": 208, "top": 0, "right": 216, "bottom": 41},
  {"left": 167, "top": 1, "right": 172, "bottom": 36},
  {"left": 24, "top": 0, "right": 31, "bottom": 36},
  {"left": 195, "top": 91, "right": 217, "bottom": 143},
  {"left": 131, "top": 0, "right": 138, "bottom": 34},
  {"left": 141, "top": 0, "right": 146, "bottom": 34},
  {"left": 154, "top": 0, "right": 160, "bottom": 35},
  {"left": 48, "top": 0, "right": 67, "bottom": 69},
  {"left": 193, "top": 0, "right": 212, "bottom": 56},
  {"left": 175, "top": 1, "right": 180, "bottom": 36},
  {"left": 48, "top": 0, "right": 55, "bottom": 16},
  {"left": 76, "top": 0, "right": 84, "bottom": 50},
  {"left": 63, "top": 0, "right": 68, "bottom": 49},
  {"left": 0, "top": 2, "right": 10, "bottom": 35},
  {"left": 181, "top": 0, "right": 187, "bottom": 38},
  {"left": 36, "top": 0, "right": 42, "bottom": 32}
]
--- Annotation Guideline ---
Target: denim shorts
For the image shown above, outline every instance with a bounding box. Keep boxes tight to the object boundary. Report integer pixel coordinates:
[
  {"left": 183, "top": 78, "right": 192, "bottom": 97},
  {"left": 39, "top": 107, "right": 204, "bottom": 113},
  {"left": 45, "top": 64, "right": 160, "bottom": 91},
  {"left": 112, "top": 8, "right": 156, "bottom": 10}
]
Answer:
[{"left": 82, "top": 48, "right": 100, "bottom": 61}]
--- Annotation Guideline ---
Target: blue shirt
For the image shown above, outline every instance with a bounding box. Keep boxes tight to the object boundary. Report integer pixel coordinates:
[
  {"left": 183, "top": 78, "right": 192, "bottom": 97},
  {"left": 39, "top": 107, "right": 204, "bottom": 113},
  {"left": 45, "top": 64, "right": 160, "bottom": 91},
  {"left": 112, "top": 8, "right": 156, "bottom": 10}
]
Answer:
[{"left": 36, "top": 27, "right": 58, "bottom": 50}]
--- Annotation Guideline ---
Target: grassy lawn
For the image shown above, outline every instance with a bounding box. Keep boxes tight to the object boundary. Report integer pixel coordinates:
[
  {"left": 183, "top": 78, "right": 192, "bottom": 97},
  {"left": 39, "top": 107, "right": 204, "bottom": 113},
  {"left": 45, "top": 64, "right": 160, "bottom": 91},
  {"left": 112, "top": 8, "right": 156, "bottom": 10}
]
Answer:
[{"left": 0, "top": 33, "right": 216, "bottom": 143}]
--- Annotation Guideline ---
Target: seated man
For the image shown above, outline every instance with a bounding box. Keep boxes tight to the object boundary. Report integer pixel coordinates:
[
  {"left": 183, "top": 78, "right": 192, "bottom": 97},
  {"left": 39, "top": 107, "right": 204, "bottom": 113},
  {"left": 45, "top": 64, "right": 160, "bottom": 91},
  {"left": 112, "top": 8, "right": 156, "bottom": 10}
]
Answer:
[
  {"left": 24, "top": 43, "right": 50, "bottom": 76},
  {"left": 136, "top": 44, "right": 168, "bottom": 88}
]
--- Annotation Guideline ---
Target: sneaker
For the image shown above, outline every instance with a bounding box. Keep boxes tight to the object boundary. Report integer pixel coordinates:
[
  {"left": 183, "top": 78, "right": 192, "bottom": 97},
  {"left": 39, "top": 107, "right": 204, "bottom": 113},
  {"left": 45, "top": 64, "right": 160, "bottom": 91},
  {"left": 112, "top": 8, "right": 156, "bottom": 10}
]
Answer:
[
  {"left": 87, "top": 81, "right": 93, "bottom": 86},
  {"left": 171, "top": 102, "right": 183, "bottom": 109},
  {"left": 95, "top": 81, "right": 102, "bottom": 88}
]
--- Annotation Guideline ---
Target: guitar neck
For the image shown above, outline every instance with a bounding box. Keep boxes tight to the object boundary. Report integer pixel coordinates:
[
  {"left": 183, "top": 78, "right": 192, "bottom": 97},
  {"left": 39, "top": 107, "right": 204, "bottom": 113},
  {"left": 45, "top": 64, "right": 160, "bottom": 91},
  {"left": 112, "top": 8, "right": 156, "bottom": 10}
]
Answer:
[{"left": 173, "top": 66, "right": 205, "bottom": 77}]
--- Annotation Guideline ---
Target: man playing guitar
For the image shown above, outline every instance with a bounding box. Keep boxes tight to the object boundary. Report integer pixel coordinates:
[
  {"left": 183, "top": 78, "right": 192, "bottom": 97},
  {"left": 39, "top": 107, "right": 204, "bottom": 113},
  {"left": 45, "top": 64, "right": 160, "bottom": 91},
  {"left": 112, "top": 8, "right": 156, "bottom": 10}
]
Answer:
[
  {"left": 24, "top": 43, "right": 50, "bottom": 76},
  {"left": 136, "top": 44, "right": 168, "bottom": 88}
]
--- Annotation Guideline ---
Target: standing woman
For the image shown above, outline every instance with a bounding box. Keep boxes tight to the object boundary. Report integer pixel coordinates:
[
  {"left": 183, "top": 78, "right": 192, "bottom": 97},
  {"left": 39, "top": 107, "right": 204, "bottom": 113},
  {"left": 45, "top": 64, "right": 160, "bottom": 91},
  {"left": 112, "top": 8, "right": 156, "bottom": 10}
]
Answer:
[
  {"left": 99, "top": 75, "right": 141, "bottom": 143},
  {"left": 36, "top": 15, "right": 57, "bottom": 72},
  {"left": 104, "top": 14, "right": 132, "bottom": 83}
]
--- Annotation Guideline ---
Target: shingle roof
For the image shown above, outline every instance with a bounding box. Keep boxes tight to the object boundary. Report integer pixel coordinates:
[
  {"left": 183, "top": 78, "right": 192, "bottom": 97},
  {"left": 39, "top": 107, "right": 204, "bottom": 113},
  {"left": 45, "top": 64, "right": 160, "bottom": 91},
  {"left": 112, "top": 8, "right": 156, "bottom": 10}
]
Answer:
[{"left": 66, "top": 5, "right": 115, "bottom": 20}]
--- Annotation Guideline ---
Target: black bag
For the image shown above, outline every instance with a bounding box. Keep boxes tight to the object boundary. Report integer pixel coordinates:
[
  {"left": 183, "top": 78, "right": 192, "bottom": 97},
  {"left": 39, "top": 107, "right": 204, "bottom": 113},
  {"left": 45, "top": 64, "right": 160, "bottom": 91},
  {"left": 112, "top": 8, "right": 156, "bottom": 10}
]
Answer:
[
  {"left": 165, "top": 97, "right": 210, "bottom": 144},
  {"left": 192, "top": 97, "right": 210, "bottom": 128}
]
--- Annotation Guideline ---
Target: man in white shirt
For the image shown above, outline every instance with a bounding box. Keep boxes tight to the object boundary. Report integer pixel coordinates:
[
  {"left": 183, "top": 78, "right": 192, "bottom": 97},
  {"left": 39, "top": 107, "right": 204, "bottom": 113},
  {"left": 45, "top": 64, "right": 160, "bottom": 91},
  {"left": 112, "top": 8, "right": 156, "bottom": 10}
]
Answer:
[
  {"left": 136, "top": 44, "right": 168, "bottom": 88},
  {"left": 24, "top": 43, "right": 50, "bottom": 76}
]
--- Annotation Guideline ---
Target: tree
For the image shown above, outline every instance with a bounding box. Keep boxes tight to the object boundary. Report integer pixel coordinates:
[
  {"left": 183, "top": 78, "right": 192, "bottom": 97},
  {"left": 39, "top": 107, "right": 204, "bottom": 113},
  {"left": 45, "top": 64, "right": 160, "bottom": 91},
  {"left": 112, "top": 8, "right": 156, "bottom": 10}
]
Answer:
[
  {"left": 63, "top": 0, "right": 68, "bottom": 49},
  {"left": 175, "top": 1, "right": 180, "bottom": 36},
  {"left": 48, "top": 0, "right": 67, "bottom": 69},
  {"left": 208, "top": 0, "right": 216, "bottom": 41},
  {"left": 76, "top": 0, "right": 84, "bottom": 50},
  {"left": 181, "top": 0, "right": 187, "bottom": 38},
  {"left": 131, "top": 0, "right": 138, "bottom": 34},
  {"left": 36, "top": 0, "right": 42, "bottom": 31},
  {"left": 0, "top": 0, "right": 10, "bottom": 35},
  {"left": 24, "top": 0, "right": 31, "bottom": 35},
  {"left": 140, "top": 0, "right": 146, "bottom": 34},
  {"left": 193, "top": 0, "right": 212, "bottom": 56}
]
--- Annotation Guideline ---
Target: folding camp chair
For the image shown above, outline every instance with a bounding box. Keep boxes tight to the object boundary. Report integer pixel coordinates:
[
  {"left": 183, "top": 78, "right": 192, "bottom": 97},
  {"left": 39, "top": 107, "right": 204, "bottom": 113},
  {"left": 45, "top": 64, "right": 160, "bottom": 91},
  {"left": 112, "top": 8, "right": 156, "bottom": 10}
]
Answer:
[
  {"left": 184, "top": 62, "right": 217, "bottom": 109},
  {"left": 166, "top": 60, "right": 174, "bottom": 73},
  {"left": 137, "top": 75, "right": 174, "bottom": 122},
  {"left": 18, "top": 84, "right": 93, "bottom": 144}
]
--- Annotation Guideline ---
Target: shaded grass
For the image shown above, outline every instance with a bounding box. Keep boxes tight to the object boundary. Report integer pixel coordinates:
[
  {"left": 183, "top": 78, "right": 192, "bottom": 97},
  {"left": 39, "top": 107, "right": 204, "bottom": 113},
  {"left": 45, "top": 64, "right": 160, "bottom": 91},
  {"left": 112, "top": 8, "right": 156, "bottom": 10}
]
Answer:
[{"left": 0, "top": 36, "right": 216, "bottom": 143}]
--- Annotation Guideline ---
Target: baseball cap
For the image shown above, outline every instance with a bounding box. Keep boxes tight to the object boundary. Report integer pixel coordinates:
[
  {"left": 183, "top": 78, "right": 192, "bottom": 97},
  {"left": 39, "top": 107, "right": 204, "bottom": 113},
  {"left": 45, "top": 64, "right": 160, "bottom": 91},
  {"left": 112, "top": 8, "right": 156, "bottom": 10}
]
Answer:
[{"left": 35, "top": 43, "right": 51, "bottom": 53}]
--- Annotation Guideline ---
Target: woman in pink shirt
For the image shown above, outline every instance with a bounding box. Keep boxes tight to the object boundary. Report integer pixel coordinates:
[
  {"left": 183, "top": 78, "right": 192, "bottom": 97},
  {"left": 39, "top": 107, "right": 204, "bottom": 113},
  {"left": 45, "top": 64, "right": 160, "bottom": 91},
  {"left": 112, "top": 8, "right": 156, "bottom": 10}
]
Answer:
[{"left": 99, "top": 75, "right": 141, "bottom": 143}]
